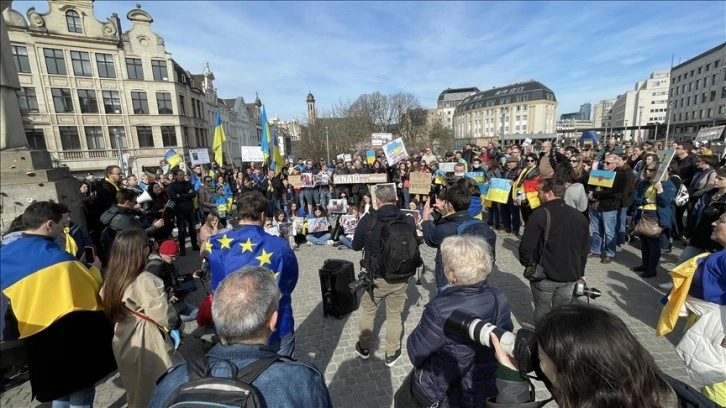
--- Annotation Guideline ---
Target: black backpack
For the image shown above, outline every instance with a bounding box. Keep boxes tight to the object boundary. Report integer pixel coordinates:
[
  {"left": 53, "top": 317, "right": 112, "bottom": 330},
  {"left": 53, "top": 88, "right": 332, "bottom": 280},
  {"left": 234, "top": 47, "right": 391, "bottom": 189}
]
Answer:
[
  {"left": 366, "top": 211, "right": 422, "bottom": 281},
  {"left": 162, "top": 355, "right": 291, "bottom": 408}
]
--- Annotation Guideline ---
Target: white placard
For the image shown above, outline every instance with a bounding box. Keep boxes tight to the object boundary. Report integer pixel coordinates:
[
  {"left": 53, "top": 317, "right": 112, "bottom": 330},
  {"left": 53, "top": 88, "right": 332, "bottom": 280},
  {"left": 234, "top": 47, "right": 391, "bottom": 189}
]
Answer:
[
  {"left": 372, "top": 132, "right": 393, "bottom": 146},
  {"left": 382, "top": 137, "right": 409, "bottom": 166},
  {"left": 438, "top": 162, "right": 456, "bottom": 174},
  {"left": 189, "top": 149, "right": 210, "bottom": 165},
  {"left": 241, "top": 146, "right": 265, "bottom": 162}
]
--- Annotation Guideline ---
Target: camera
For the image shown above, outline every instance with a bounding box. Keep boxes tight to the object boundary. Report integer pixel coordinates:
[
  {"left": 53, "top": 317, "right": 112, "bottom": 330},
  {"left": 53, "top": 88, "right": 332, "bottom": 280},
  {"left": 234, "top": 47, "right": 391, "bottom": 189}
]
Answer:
[
  {"left": 572, "top": 280, "right": 601, "bottom": 300},
  {"left": 348, "top": 268, "right": 373, "bottom": 293},
  {"left": 445, "top": 309, "right": 540, "bottom": 374}
]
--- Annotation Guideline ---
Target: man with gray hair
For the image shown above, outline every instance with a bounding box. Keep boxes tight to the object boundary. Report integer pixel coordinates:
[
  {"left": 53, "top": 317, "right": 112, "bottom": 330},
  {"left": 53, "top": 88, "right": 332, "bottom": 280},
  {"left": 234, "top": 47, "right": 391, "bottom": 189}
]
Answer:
[
  {"left": 586, "top": 154, "right": 626, "bottom": 264},
  {"left": 150, "top": 266, "right": 331, "bottom": 407}
]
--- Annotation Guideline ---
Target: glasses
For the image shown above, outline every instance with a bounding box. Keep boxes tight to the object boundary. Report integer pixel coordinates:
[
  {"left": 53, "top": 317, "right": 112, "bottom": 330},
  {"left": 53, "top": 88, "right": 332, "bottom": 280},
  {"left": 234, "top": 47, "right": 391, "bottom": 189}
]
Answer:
[
  {"left": 526, "top": 159, "right": 535, "bottom": 163},
  {"left": 204, "top": 180, "right": 212, "bottom": 183},
  {"left": 569, "top": 159, "right": 579, "bottom": 163},
  {"left": 604, "top": 161, "right": 614, "bottom": 165}
]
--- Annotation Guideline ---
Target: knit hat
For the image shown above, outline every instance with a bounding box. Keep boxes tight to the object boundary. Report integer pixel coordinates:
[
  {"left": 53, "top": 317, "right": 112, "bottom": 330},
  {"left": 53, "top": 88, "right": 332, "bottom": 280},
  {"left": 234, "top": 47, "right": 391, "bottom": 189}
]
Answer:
[{"left": 159, "top": 240, "right": 180, "bottom": 256}]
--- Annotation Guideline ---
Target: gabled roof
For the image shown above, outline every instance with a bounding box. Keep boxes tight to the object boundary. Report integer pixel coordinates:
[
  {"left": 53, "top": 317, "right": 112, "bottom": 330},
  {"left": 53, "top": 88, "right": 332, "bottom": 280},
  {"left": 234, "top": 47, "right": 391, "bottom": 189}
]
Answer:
[{"left": 455, "top": 81, "right": 556, "bottom": 114}]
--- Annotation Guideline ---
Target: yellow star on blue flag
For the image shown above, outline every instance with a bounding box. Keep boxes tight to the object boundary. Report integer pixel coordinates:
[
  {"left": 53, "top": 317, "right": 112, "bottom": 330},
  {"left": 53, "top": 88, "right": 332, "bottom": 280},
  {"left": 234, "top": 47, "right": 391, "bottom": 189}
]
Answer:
[
  {"left": 255, "top": 249, "right": 273, "bottom": 267},
  {"left": 217, "top": 234, "right": 233, "bottom": 249},
  {"left": 240, "top": 238, "right": 257, "bottom": 253},
  {"left": 205, "top": 241, "right": 213, "bottom": 254}
]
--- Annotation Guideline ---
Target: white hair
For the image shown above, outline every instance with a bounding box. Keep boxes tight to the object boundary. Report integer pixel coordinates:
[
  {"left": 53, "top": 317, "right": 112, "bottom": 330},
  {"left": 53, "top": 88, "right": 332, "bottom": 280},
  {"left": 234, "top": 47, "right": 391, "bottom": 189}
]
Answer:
[{"left": 440, "top": 235, "right": 492, "bottom": 285}]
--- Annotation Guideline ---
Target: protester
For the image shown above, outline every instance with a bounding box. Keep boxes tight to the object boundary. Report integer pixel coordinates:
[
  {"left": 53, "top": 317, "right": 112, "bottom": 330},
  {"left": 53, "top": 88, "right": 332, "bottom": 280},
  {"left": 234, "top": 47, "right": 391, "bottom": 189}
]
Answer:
[
  {"left": 100, "top": 189, "right": 164, "bottom": 238},
  {"left": 140, "top": 181, "right": 174, "bottom": 241},
  {"left": 305, "top": 206, "right": 333, "bottom": 246},
  {"left": 166, "top": 169, "right": 199, "bottom": 256},
  {"left": 587, "top": 154, "right": 626, "bottom": 264},
  {"left": 147, "top": 240, "right": 199, "bottom": 322},
  {"left": 100, "top": 229, "right": 183, "bottom": 407}
]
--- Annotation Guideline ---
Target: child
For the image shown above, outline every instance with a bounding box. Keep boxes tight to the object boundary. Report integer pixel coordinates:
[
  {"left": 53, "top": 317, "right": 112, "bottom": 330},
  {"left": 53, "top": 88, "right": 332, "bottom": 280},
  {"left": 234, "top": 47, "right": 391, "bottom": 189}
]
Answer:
[{"left": 305, "top": 206, "right": 332, "bottom": 246}]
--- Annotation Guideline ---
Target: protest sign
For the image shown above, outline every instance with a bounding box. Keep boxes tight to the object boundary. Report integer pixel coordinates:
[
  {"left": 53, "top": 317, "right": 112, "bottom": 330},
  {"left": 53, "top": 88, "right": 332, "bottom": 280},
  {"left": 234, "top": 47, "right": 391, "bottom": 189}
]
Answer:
[
  {"left": 300, "top": 173, "right": 314, "bottom": 187},
  {"left": 409, "top": 172, "right": 432, "bottom": 195},
  {"left": 340, "top": 215, "right": 359, "bottom": 234},
  {"left": 371, "top": 132, "right": 393, "bottom": 146},
  {"left": 344, "top": 154, "right": 352, "bottom": 162},
  {"left": 438, "top": 162, "right": 456, "bottom": 174},
  {"left": 486, "top": 178, "right": 512, "bottom": 204},
  {"left": 588, "top": 170, "right": 616, "bottom": 188},
  {"left": 383, "top": 137, "right": 409, "bottom": 166},
  {"left": 366, "top": 150, "right": 376, "bottom": 164},
  {"left": 288, "top": 175, "right": 302, "bottom": 188},
  {"left": 333, "top": 173, "right": 388, "bottom": 184},
  {"left": 240, "top": 146, "right": 265, "bottom": 162},
  {"left": 653, "top": 149, "right": 676, "bottom": 183},
  {"left": 189, "top": 148, "right": 210, "bottom": 165},
  {"left": 307, "top": 217, "right": 330, "bottom": 233}
]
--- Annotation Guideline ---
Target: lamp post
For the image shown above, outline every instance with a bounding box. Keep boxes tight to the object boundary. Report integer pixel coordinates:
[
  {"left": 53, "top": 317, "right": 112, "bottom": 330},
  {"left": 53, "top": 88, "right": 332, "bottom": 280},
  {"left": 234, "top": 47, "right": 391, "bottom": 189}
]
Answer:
[
  {"left": 499, "top": 107, "right": 508, "bottom": 149},
  {"left": 637, "top": 105, "right": 644, "bottom": 142},
  {"left": 624, "top": 119, "right": 628, "bottom": 141},
  {"left": 664, "top": 101, "right": 672, "bottom": 148},
  {"left": 325, "top": 126, "right": 330, "bottom": 164}
]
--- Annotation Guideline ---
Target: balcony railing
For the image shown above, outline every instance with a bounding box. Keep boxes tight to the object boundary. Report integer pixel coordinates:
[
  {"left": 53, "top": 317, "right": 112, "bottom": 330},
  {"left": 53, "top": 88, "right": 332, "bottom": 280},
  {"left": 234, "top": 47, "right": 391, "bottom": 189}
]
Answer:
[{"left": 58, "top": 147, "right": 208, "bottom": 162}]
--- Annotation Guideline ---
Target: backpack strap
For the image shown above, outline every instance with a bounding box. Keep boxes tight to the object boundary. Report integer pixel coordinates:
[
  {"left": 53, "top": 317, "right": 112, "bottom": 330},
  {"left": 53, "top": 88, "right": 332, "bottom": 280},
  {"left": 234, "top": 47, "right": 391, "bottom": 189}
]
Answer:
[
  {"left": 186, "top": 354, "right": 292, "bottom": 383},
  {"left": 237, "top": 355, "right": 291, "bottom": 384},
  {"left": 456, "top": 219, "right": 484, "bottom": 236}
]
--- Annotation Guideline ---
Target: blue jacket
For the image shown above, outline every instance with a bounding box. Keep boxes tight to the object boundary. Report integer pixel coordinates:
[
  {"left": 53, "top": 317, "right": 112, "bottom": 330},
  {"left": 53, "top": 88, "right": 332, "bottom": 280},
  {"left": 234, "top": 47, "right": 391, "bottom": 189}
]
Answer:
[
  {"left": 407, "top": 280, "right": 513, "bottom": 407},
  {"left": 633, "top": 179, "right": 676, "bottom": 229},
  {"left": 149, "top": 343, "right": 332, "bottom": 407},
  {"left": 468, "top": 195, "right": 483, "bottom": 218}
]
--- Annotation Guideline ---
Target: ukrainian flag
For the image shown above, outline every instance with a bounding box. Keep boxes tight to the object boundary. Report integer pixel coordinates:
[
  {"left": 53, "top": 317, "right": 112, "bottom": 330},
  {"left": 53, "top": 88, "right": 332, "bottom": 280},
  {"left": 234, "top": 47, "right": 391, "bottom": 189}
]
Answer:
[
  {"left": 260, "top": 105, "right": 271, "bottom": 165},
  {"left": 213, "top": 112, "right": 227, "bottom": 166},
  {"left": 1, "top": 237, "right": 103, "bottom": 339},
  {"left": 271, "top": 128, "right": 285, "bottom": 176},
  {"left": 164, "top": 149, "right": 183, "bottom": 171}
]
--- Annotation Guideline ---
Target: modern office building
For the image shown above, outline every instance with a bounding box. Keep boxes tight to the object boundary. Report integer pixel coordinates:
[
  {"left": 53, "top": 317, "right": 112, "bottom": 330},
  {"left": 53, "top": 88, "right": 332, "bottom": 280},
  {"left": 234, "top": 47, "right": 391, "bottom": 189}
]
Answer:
[
  {"left": 593, "top": 98, "right": 617, "bottom": 136},
  {"left": 452, "top": 80, "right": 558, "bottom": 146},
  {"left": 609, "top": 70, "right": 670, "bottom": 141},
  {"left": 668, "top": 42, "right": 726, "bottom": 142}
]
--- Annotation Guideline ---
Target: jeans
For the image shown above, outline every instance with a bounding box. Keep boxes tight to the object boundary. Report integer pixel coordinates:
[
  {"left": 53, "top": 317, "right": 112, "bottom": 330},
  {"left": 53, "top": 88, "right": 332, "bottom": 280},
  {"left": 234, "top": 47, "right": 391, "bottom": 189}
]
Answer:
[
  {"left": 178, "top": 303, "right": 199, "bottom": 322},
  {"left": 639, "top": 235, "right": 661, "bottom": 275},
  {"left": 589, "top": 207, "right": 617, "bottom": 257},
  {"left": 51, "top": 386, "right": 95, "bottom": 408},
  {"left": 615, "top": 207, "right": 628, "bottom": 245},
  {"left": 338, "top": 235, "right": 353, "bottom": 249},
  {"left": 175, "top": 209, "right": 198, "bottom": 251},
  {"left": 358, "top": 278, "right": 407, "bottom": 355},
  {"left": 402, "top": 187, "right": 410, "bottom": 209},
  {"left": 319, "top": 190, "right": 331, "bottom": 211},
  {"left": 678, "top": 245, "right": 708, "bottom": 264},
  {"left": 500, "top": 200, "right": 521, "bottom": 232},
  {"left": 487, "top": 203, "right": 501, "bottom": 228},
  {"left": 306, "top": 233, "right": 331, "bottom": 245},
  {"left": 270, "top": 332, "right": 295, "bottom": 358},
  {"left": 302, "top": 189, "right": 315, "bottom": 211},
  {"left": 531, "top": 279, "right": 577, "bottom": 321}
]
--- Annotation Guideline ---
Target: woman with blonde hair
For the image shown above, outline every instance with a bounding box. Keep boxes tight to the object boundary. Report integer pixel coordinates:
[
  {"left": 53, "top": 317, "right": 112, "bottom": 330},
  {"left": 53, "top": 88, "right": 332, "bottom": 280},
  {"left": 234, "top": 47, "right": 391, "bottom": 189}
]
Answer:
[
  {"left": 100, "top": 229, "right": 183, "bottom": 407},
  {"left": 398, "top": 235, "right": 512, "bottom": 407}
]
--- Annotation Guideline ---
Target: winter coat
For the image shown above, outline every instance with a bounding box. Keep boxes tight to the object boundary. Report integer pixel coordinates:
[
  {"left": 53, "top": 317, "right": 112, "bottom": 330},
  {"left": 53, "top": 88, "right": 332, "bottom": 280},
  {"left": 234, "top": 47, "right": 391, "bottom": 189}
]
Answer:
[
  {"left": 676, "top": 303, "right": 726, "bottom": 387},
  {"left": 686, "top": 189, "right": 726, "bottom": 251},
  {"left": 105, "top": 272, "right": 183, "bottom": 407},
  {"left": 407, "top": 280, "right": 513, "bottom": 407},
  {"left": 564, "top": 183, "right": 588, "bottom": 213},
  {"left": 632, "top": 179, "right": 676, "bottom": 230},
  {"left": 166, "top": 180, "right": 197, "bottom": 213},
  {"left": 100, "top": 205, "right": 158, "bottom": 237}
]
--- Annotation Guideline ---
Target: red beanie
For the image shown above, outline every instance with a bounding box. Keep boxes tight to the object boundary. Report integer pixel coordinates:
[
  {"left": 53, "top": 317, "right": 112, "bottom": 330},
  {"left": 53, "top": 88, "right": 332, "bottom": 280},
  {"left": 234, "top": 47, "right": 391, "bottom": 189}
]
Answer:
[{"left": 159, "top": 240, "right": 180, "bottom": 256}]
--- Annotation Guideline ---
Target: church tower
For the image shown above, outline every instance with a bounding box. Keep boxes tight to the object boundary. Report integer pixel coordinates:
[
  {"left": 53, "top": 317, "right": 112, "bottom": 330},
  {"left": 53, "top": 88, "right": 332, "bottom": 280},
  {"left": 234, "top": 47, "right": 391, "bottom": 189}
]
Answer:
[{"left": 306, "top": 91, "right": 316, "bottom": 125}]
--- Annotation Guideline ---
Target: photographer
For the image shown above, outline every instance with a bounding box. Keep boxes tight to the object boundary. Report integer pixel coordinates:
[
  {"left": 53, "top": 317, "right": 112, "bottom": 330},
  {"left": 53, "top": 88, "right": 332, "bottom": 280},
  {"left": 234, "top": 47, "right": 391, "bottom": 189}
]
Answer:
[
  {"left": 518, "top": 179, "right": 589, "bottom": 321},
  {"left": 351, "top": 184, "right": 421, "bottom": 367},
  {"left": 490, "top": 304, "right": 679, "bottom": 407},
  {"left": 422, "top": 182, "right": 496, "bottom": 292},
  {"left": 397, "top": 235, "right": 512, "bottom": 407}
]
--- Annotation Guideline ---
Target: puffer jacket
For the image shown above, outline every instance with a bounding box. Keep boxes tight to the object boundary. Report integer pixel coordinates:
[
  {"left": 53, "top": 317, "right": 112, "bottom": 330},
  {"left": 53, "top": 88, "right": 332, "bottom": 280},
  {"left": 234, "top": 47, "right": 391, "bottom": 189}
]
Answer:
[
  {"left": 676, "top": 302, "right": 726, "bottom": 387},
  {"left": 407, "top": 280, "right": 513, "bottom": 407}
]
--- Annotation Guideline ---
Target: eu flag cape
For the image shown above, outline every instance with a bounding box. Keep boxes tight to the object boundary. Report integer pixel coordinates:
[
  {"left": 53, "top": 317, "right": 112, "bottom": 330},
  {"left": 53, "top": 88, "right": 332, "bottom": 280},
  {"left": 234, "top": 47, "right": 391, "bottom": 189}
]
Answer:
[
  {"left": 207, "top": 225, "right": 299, "bottom": 344},
  {"left": 1, "top": 236, "right": 103, "bottom": 339}
]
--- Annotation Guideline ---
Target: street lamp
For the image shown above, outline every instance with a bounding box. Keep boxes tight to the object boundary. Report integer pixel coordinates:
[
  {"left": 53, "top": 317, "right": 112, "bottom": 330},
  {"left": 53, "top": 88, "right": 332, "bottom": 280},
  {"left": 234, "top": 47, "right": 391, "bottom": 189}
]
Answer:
[
  {"left": 499, "top": 107, "right": 508, "bottom": 149},
  {"left": 624, "top": 119, "right": 628, "bottom": 141},
  {"left": 664, "top": 101, "right": 672, "bottom": 147},
  {"left": 325, "top": 126, "right": 330, "bottom": 164},
  {"left": 637, "top": 105, "right": 644, "bottom": 142}
]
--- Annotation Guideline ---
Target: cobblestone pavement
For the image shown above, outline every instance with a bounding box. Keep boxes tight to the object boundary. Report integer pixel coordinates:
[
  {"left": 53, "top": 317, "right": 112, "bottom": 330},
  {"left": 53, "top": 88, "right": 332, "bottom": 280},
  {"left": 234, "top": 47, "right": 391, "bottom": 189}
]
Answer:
[{"left": 2, "top": 230, "right": 693, "bottom": 407}]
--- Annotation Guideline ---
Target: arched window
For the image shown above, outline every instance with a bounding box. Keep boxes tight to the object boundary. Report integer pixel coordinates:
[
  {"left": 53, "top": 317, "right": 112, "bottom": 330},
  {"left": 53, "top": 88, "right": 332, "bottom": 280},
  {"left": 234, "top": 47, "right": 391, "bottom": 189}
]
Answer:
[{"left": 66, "top": 10, "right": 82, "bottom": 33}]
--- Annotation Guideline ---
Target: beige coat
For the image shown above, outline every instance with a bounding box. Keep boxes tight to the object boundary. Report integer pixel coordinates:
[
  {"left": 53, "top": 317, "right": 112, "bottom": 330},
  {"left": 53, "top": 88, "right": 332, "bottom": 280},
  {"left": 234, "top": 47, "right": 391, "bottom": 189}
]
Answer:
[{"left": 112, "top": 272, "right": 183, "bottom": 407}]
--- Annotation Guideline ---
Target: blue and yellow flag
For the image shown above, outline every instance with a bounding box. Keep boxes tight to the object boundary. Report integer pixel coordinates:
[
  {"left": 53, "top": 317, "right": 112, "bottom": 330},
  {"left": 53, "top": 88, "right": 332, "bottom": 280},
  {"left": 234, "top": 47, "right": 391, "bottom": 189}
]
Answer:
[
  {"left": 213, "top": 112, "right": 227, "bottom": 167},
  {"left": 207, "top": 225, "right": 299, "bottom": 344},
  {"left": 260, "top": 105, "right": 271, "bottom": 166},
  {"left": 271, "top": 127, "right": 285, "bottom": 176},
  {"left": 164, "top": 149, "right": 183, "bottom": 171},
  {"left": 1, "top": 236, "right": 103, "bottom": 339}
]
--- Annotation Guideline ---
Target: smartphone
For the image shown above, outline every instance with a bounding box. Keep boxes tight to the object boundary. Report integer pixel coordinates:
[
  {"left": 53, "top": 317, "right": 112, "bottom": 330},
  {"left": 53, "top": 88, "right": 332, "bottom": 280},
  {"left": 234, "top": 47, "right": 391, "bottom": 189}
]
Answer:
[
  {"left": 429, "top": 192, "right": 437, "bottom": 204},
  {"left": 84, "top": 246, "right": 96, "bottom": 261}
]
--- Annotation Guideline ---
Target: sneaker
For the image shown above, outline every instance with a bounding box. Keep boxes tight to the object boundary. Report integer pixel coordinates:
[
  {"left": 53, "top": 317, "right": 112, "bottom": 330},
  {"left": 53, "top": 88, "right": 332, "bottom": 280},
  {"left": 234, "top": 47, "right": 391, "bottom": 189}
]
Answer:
[
  {"left": 306, "top": 242, "right": 313, "bottom": 246},
  {"left": 338, "top": 245, "right": 347, "bottom": 250},
  {"left": 385, "top": 349, "right": 402, "bottom": 367},
  {"left": 355, "top": 342, "right": 369, "bottom": 360},
  {"left": 326, "top": 240, "right": 334, "bottom": 246},
  {"left": 658, "top": 282, "right": 674, "bottom": 290}
]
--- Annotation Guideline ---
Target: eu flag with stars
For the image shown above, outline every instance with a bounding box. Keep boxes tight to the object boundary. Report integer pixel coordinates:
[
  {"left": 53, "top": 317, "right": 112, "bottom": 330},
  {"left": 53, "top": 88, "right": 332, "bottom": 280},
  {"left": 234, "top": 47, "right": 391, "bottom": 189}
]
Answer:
[{"left": 207, "top": 225, "right": 299, "bottom": 345}]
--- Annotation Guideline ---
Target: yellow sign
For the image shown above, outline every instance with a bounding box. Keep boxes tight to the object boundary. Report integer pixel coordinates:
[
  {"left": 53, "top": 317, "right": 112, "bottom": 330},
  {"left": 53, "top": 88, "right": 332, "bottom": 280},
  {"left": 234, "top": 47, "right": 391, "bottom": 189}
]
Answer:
[
  {"left": 409, "top": 173, "right": 431, "bottom": 195},
  {"left": 288, "top": 175, "right": 302, "bottom": 188}
]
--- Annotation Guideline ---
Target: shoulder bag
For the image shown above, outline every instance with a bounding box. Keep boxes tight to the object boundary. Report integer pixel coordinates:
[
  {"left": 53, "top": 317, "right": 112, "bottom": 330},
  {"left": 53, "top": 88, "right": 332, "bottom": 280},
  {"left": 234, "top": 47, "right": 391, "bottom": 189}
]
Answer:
[
  {"left": 634, "top": 210, "right": 663, "bottom": 238},
  {"left": 523, "top": 208, "right": 550, "bottom": 282}
]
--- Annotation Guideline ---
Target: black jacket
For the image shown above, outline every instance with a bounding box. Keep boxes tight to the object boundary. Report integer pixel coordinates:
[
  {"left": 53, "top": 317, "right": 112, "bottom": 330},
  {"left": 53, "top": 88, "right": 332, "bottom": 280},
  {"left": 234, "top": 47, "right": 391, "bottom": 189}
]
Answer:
[
  {"left": 352, "top": 204, "right": 420, "bottom": 279},
  {"left": 100, "top": 205, "right": 158, "bottom": 237},
  {"left": 94, "top": 179, "right": 119, "bottom": 216},
  {"left": 518, "top": 199, "right": 589, "bottom": 282},
  {"left": 166, "top": 180, "right": 197, "bottom": 212},
  {"left": 587, "top": 168, "right": 627, "bottom": 212},
  {"left": 675, "top": 153, "right": 699, "bottom": 186}
]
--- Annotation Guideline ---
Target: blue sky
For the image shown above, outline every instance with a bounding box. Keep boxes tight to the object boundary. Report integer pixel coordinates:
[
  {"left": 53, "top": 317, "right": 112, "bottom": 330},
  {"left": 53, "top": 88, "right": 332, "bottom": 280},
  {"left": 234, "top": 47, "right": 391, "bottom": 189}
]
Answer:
[{"left": 15, "top": 1, "right": 726, "bottom": 121}]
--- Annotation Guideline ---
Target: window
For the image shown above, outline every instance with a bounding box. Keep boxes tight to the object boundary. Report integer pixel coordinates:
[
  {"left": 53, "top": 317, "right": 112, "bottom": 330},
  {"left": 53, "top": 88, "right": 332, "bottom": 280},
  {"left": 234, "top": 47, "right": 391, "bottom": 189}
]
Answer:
[
  {"left": 102, "top": 90, "right": 122, "bottom": 114},
  {"left": 714, "top": 73, "right": 720, "bottom": 84},
  {"left": 705, "top": 77, "right": 709, "bottom": 86},
  {"left": 109, "top": 127, "right": 127, "bottom": 148},
  {"left": 151, "top": 60, "right": 168, "bottom": 81},
  {"left": 722, "top": 86, "right": 726, "bottom": 99},
  {"left": 179, "top": 95, "right": 186, "bottom": 116},
  {"left": 136, "top": 126, "right": 154, "bottom": 147},
  {"left": 85, "top": 126, "right": 105, "bottom": 149},
  {"left": 95, "top": 53, "right": 115, "bottom": 78},
  {"left": 131, "top": 91, "right": 148, "bottom": 114},
  {"left": 51, "top": 88, "right": 73, "bottom": 113},
  {"left": 77, "top": 89, "right": 98, "bottom": 113},
  {"left": 44, "top": 48, "right": 67, "bottom": 75},
  {"left": 719, "top": 105, "right": 725, "bottom": 115},
  {"left": 66, "top": 10, "right": 82, "bottom": 33},
  {"left": 16, "top": 87, "right": 38, "bottom": 113},
  {"left": 161, "top": 126, "right": 177, "bottom": 146},
  {"left": 71, "top": 51, "right": 92, "bottom": 76},
  {"left": 716, "top": 60, "right": 721, "bottom": 68},
  {"left": 59, "top": 126, "right": 81, "bottom": 150},
  {"left": 11, "top": 45, "right": 30, "bottom": 73},
  {"left": 156, "top": 92, "right": 173, "bottom": 114},
  {"left": 182, "top": 126, "right": 190, "bottom": 146},
  {"left": 126, "top": 58, "right": 144, "bottom": 80},
  {"left": 25, "top": 129, "right": 46, "bottom": 150}
]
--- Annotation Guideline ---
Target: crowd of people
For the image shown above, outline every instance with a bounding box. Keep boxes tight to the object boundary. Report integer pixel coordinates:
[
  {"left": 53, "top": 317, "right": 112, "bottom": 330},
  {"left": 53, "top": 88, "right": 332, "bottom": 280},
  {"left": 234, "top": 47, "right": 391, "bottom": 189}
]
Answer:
[{"left": 0, "top": 136, "right": 724, "bottom": 407}]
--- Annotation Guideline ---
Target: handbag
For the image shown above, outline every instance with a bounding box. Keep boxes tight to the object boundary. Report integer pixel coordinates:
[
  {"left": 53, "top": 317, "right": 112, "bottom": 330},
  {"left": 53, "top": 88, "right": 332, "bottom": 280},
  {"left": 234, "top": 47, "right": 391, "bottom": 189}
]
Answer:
[
  {"left": 523, "top": 208, "right": 550, "bottom": 283},
  {"left": 634, "top": 211, "right": 663, "bottom": 238}
]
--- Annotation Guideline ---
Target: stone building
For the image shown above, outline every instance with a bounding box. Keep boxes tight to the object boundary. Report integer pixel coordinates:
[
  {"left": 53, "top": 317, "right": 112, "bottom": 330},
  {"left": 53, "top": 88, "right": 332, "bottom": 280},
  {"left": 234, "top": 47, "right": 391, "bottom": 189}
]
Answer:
[{"left": 453, "top": 80, "right": 558, "bottom": 146}]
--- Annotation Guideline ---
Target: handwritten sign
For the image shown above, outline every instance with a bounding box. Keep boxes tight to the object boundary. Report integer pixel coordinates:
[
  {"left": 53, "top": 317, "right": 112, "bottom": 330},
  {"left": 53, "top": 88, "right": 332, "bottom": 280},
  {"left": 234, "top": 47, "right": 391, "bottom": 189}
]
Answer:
[
  {"left": 438, "top": 162, "right": 456, "bottom": 174},
  {"left": 371, "top": 132, "right": 393, "bottom": 146},
  {"left": 486, "top": 178, "right": 512, "bottom": 204},
  {"left": 189, "top": 148, "right": 210, "bottom": 165},
  {"left": 240, "top": 146, "right": 265, "bottom": 162},
  {"left": 587, "top": 170, "right": 615, "bottom": 188},
  {"left": 409, "top": 172, "right": 432, "bottom": 195},
  {"left": 288, "top": 175, "right": 302, "bottom": 188},
  {"left": 333, "top": 173, "right": 388, "bottom": 184}
]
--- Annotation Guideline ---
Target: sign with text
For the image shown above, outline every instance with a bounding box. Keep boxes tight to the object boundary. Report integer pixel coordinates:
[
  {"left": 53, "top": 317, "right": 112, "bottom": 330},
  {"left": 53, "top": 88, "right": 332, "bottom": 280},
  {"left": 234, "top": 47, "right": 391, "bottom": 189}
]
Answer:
[
  {"left": 383, "top": 137, "right": 408, "bottom": 166},
  {"left": 587, "top": 170, "right": 616, "bottom": 188},
  {"left": 486, "top": 178, "right": 512, "bottom": 204},
  {"left": 371, "top": 132, "right": 393, "bottom": 146},
  {"left": 189, "top": 148, "right": 210, "bottom": 166},
  {"left": 438, "top": 162, "right": 457, "bottom": 174},
  {"left": 240, "top": 146, "right": 265, "bottom": 162},
  {"left": 333, "top": 173, "right": 388, "bottom": 184},
  {"left": 409, "top": 172, "right": 432, "bottom": 195},
  {"left": 288, "top": 175, "right": 302, "bottom": 188},
  {"left": 695, "top": 125, "right": 725, "bottom": 142},
  {"left": 654, "top": 148, "right": 676, "bottom": 183}
]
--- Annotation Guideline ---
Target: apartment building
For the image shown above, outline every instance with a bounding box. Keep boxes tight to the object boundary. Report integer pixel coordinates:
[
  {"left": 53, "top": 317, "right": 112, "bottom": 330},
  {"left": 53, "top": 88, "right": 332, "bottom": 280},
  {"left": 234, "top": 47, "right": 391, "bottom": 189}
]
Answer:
[{"left": 610, "top": 70, "right": 670, "bottom": 141}]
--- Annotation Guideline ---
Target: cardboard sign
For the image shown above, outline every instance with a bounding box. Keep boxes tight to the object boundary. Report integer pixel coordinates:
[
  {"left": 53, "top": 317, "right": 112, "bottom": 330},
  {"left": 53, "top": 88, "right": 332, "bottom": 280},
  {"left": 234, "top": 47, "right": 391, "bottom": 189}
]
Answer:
[
  {"left": 409, "top": 172, "right": 432, "bottom": 195},
  {"left": 654, "top": 148, "right": 676, "bottom": 183},
  {"left": 383, "top": 137, "right": 409, "bottom": 166},
  {"left": 240, "top": 146, "right": 265, "bottom": 162},
  {"left": 486, "top": 178, "right": 512, "bottom": 204},
  {"left": 189, "top": 148, "right": 210, "bottom": 165},
  {"left": 333, "top": 173, "right": 388, "bottom": 184},
  {"left": 371, "top": 132, "right": 393, "bottom": 146},
  {"left": 588, "top": 170, "right": 616, "bottom": 188},
  {"left": 288, "top": 175, "right": 302, "bottom": 188}
]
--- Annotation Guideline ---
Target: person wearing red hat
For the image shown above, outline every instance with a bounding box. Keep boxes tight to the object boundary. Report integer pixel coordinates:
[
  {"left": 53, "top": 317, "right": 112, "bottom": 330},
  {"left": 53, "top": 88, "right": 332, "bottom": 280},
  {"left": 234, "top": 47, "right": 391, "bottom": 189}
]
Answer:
[{"left": 146, "top": 240, "right": 198, "bottom": 322}]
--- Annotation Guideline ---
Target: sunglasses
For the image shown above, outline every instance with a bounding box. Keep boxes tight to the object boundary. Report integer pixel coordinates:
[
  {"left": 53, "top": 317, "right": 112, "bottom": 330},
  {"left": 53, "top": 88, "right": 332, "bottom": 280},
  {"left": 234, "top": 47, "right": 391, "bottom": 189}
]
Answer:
[{"left": 526, "top": 159, "right": 535, "bottom": 163}]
